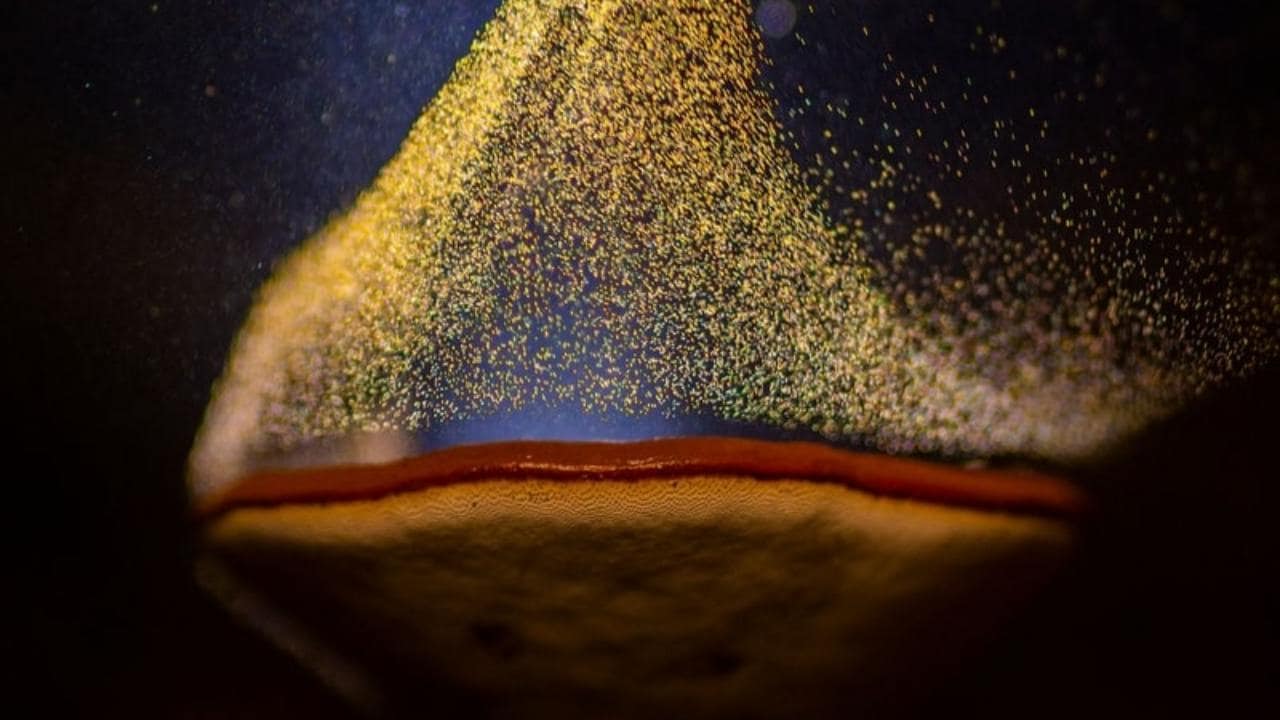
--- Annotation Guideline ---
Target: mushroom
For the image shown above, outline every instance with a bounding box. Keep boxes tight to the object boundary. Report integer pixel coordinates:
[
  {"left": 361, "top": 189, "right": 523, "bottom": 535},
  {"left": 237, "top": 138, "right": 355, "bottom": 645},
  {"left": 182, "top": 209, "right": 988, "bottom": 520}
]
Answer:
[{"left": 188, "top": 0, "right": 1275, "bottom": 716}]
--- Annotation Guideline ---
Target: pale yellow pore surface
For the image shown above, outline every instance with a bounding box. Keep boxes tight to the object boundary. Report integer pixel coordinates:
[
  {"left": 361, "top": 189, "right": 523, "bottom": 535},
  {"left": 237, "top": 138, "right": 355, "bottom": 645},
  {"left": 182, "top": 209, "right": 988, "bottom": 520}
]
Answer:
[{"left": 207, "top": 476, "right": 1071, "bottom": 717}]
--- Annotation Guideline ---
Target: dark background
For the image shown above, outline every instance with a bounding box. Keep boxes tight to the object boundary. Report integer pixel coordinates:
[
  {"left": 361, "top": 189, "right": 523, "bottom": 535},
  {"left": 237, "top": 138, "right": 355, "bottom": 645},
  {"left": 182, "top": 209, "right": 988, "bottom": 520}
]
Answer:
[{"left": 5, "top": 1, "right": 1276, "bottom": 716}]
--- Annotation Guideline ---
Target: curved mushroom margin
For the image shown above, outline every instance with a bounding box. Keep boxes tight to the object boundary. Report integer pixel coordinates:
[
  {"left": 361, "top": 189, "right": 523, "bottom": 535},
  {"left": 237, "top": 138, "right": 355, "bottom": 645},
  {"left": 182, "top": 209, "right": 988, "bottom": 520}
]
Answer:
[{"left": 195, "top": 437, "right": 1087, "bottom": 521}]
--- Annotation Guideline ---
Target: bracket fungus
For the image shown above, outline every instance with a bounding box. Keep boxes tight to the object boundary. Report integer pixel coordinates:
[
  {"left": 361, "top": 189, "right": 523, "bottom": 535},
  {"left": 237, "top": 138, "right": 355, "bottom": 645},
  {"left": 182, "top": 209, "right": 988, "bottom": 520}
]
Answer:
[{"left": 189, "top": 0, "right": 1275, "bottom": 716}]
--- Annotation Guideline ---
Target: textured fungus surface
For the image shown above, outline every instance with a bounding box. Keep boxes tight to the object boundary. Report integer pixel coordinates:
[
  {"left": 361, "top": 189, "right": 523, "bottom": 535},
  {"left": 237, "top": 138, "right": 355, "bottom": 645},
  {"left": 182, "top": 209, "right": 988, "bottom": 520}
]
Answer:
[{"left": 205, "top": 468, "right": 1074, "bottom": 717}]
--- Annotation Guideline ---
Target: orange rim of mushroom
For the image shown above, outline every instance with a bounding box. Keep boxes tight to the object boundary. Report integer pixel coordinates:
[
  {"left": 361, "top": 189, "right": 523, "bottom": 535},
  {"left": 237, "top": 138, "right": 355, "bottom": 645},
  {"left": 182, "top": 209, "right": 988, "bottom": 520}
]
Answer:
[{"left": 195, "top": 437, "right": 1087, "bottom": 521}]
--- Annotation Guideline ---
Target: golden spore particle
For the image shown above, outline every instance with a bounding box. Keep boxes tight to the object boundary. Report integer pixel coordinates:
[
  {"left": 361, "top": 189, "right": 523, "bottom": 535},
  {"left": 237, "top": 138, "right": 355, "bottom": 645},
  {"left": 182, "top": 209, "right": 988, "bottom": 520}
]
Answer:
[{"left": 189, "top": 0, "right": 1277, "bottom": 498}]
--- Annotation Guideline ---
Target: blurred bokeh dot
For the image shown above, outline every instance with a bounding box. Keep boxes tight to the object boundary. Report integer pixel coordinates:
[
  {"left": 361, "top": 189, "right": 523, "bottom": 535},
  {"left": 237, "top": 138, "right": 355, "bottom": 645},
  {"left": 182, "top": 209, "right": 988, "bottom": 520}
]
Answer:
[{"left": 755, "top": 0, "right": 797, "bottom": 39}]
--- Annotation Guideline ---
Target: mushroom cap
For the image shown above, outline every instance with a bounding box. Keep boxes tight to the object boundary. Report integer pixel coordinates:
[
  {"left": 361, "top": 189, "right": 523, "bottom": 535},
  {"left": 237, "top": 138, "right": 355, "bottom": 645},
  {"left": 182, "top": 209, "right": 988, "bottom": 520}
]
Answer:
[{"left": 200, "top": 438, "right": 1079, "bottom": 717}]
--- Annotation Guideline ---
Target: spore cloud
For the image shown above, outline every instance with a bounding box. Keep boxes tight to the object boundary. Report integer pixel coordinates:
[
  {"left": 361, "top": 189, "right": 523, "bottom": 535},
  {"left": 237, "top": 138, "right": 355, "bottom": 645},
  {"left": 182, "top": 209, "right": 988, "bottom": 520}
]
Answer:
[{"left": 190, "top": 0, "right": 1277, "bottom": 497}]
